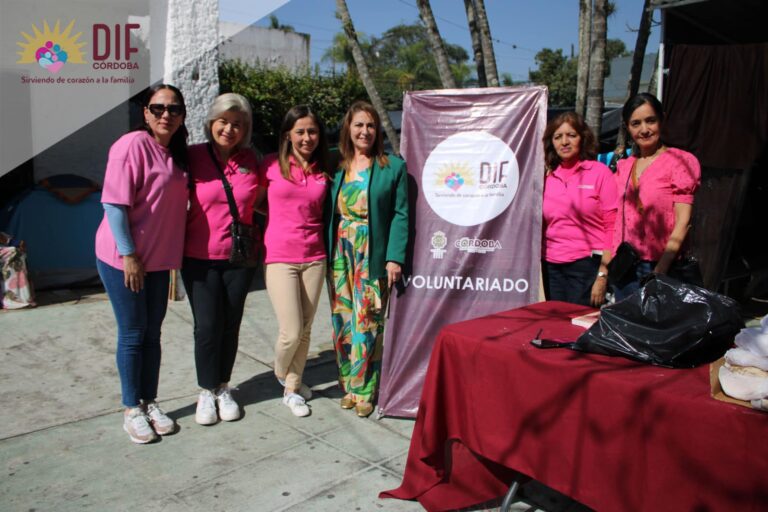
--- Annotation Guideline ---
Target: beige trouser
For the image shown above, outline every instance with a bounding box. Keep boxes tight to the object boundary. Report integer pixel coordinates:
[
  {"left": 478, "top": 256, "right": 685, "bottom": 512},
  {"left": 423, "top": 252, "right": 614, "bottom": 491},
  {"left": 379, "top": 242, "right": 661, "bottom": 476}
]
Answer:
[{"left": 265, "top": 260, "right": 326, "bottom": 393}]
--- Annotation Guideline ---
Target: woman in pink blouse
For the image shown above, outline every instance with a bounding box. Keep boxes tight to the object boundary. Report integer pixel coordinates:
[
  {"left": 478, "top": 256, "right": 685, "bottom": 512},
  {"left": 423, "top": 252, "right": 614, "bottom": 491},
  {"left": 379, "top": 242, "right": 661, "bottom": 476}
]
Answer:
[
  {"left": 262, "top": 105, "right": 329, "bottom": 417},
  {"left": 182, "top": 93, "right": 266, "bottom": 426},
  {"left": 612, "top": 93, "right": 701, "bottom": 300},
  {"left": 542, "top": 112, "right": 618, "bottom": 306}
]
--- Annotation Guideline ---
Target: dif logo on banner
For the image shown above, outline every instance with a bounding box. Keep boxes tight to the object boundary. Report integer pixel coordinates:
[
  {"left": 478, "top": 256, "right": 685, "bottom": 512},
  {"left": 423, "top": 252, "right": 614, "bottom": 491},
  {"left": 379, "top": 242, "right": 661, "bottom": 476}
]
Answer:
[
  {"left": 422, "top": 131, "right": 520, "bottom": 226},
  {"left": 16, "top": 19, "right": 141, "bottom": 75}
]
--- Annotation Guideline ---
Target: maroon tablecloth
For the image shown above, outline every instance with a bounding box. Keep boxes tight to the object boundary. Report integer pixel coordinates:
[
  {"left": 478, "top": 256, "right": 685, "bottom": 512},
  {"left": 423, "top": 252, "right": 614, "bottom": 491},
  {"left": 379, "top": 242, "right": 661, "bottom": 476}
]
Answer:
[{"left": 381, "top": 301, "right": 768, "bottom": 511}]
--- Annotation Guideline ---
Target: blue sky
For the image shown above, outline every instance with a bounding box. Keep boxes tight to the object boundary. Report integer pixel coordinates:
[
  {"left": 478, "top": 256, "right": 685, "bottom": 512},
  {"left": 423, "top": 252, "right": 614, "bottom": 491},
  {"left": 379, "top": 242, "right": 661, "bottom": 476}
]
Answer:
[{"left": 219, "top": 0, "right": 661, "bottom": 82}]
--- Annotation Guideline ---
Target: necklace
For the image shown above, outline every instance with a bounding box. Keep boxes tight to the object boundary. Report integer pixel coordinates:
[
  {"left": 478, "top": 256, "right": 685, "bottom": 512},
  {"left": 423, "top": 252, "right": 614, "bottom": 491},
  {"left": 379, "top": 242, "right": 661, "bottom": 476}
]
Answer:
[{"left": 634, "top": 145, "right": 666, "bottom": 182}]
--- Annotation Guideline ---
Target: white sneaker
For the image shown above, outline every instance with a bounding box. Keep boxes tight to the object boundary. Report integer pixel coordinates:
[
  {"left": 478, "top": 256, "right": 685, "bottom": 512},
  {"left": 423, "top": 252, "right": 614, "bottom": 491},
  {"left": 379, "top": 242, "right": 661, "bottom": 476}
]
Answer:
[
  {"left": 215, "top": 386, "right": 241, "bottom": 421},
  {"left": 123, "top": 407, "right": 157, "bottom": 444},
  {"left": 282, "top": 393, "right": 310, "bottom": 417},
  {"left": 277, "top": 377, "right": 312, "bottom": 401},
  {"left": 146, "top": 402, "right": 176, "bottom": 435},
  {"left": 195, "top": 390, "right": 218, "bottom": 425}
]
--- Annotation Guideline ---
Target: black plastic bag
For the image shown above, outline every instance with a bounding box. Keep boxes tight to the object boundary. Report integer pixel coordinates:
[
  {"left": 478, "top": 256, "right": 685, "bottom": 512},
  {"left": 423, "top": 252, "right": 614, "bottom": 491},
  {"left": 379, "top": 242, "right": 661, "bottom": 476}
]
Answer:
[{"left": 536, "top": 274, "right": 744, "bottom": 368}]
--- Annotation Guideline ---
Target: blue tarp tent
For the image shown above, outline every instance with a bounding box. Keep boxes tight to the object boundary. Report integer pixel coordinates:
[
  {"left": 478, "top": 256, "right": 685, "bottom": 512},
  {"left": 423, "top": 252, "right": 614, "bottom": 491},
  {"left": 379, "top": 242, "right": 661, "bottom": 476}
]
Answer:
[{"left": 0, "top": 176, "right": 102, "bottom": 289}]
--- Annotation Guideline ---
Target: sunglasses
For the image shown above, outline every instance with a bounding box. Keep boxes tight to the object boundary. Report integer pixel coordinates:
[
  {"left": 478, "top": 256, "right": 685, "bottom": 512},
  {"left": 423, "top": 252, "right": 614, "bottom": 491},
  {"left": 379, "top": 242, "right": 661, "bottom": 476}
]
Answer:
[{"left": 147, "top": 104, "right": 185, "bottom": 117}]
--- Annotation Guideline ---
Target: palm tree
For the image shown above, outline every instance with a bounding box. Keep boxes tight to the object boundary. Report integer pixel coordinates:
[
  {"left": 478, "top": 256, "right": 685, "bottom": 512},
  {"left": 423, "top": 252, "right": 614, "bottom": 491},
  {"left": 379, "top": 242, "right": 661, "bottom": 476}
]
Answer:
[
  {"left": 474, "top": 0, "right": 499, "bottom": 86},
  {"left": 416, "top": 0, "right": 457, "bottom": 89},
  {"left": 463, "top": 0, "right": 486, "bottom": 87},
  {"left": 576, "top": 0, "right": 591, "bottom": 116},
  {"left": 336, "top": 0, "right": 399, "bottom": 154},
  {"left": 585, "top": 0, "right": 607, "bottom": 138},
  {"left": 615, "top": 0, "right": 653, "bottom": 152}
]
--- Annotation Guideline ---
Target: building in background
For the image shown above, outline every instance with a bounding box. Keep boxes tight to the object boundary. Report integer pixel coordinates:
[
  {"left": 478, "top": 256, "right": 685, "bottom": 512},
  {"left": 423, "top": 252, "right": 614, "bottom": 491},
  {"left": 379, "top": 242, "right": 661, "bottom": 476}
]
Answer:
[{"left": 219, "top": 21, "right": 309, "bottom": 72}]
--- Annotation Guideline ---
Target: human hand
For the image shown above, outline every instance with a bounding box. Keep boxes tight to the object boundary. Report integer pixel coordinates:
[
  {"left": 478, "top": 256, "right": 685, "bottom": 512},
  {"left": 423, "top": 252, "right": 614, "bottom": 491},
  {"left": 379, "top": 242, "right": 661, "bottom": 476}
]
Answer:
[
  {"left": 590, "top": 277, "right": 608, "bottom": 307},
  {"left": 123, "top": 254, "right": 146, "bottom": 292},
  {"left": 386, "top": 261, "right": 402, "bottom": 289}
]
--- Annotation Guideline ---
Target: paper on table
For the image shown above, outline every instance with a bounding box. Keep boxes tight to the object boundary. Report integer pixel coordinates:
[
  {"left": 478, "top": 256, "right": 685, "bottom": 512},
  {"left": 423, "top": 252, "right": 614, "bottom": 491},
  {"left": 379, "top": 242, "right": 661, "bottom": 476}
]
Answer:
[{"left": 571, "top": 310, "right": 600, "bottom": 328}]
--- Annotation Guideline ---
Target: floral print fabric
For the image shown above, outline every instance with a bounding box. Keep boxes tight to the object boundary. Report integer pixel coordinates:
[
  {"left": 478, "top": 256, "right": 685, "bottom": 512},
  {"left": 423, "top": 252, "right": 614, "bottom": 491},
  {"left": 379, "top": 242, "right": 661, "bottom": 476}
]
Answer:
[
  {"left": 1, "top": 246, "right": 35, "bottom": 309},
  {"left": 330, "top": 169, "right": 386, "bottom": 403}
]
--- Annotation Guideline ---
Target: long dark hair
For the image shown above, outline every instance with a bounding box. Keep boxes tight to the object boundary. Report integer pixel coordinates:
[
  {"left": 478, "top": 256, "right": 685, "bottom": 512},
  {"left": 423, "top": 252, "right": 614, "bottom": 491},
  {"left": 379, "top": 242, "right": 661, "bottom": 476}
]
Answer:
[
  {"left": 542, "top": 111, "right": 597, "bottom": 173},
  {"left": 338, "top": 101, "right": 388, "bottom": 172},
  {"left": 277, "top": 105, "right": 329, "bottom": 180},
  {"left": 138, "top": 84, "right": 189, "bottom": 170},
  {"left": 622, "top": 92, "right": 666, "bottom": 154}
]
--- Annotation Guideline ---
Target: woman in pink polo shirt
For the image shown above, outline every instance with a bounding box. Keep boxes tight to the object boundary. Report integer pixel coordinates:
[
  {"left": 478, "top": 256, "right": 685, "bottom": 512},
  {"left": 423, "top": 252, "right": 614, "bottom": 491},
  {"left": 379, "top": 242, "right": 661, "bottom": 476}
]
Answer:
[
  {"left": 542, "top": 112, "right": 618, "bottom": 306},
  {"left": 182, "top": 93, "right": 266, "bottom": 425},
  {"left": 611, "top": 93, "right": 701, "bottom": 300},
  {"left": 95, "top": 84, "right": 189, "bottom": 444},
  {"left": 262, "top": 105, "right": 329, "bottom": 417}
]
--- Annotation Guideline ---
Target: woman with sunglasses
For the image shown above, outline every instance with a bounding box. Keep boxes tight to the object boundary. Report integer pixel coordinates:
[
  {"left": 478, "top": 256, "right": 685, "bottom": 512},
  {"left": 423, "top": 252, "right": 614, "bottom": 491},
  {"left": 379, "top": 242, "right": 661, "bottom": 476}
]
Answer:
[
  {"left": 262, "top": 105, "right": 329, "bottom": 417},
  {"left": 95, "top": 84, "right": 189, "bottom": 444},
  {"left": 181, "top": 93, "right": 265, "bottom": 426}
]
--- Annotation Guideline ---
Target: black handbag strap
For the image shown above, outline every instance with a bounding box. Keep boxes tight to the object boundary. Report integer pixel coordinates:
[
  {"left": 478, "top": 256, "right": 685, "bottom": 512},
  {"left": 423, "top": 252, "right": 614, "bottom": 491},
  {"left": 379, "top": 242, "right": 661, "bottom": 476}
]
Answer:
[{"left": 206, "top": 143, "right": 240, "bottom": 222}]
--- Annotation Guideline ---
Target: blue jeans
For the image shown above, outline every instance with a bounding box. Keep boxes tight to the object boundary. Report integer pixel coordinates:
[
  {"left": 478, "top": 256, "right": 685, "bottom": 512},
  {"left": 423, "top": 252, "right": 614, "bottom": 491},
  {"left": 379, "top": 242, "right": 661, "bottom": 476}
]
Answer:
[
  {"left": 543, "top": 256, "right": 601, "bottom": 306},
  {"left": 97, "top": 258, "right": 169, "bottom": 407},
  {"left": 612, "top": 260, "right": 654, "bottom": 301}
]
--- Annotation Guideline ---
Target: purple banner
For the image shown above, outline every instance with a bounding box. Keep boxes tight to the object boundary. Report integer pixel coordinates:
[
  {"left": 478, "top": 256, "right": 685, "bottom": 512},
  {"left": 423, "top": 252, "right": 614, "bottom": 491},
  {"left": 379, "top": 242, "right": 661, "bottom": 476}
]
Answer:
[{"left": 378, "top": 86, "right": 547, "bottom": 418}]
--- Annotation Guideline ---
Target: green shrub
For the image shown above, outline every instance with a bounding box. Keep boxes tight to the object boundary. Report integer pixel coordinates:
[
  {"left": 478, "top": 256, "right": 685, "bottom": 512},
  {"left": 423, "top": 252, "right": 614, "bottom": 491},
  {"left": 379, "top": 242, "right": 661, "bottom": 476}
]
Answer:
[{"left": 220, "top": 61, "right": 368, "bottom": 153}]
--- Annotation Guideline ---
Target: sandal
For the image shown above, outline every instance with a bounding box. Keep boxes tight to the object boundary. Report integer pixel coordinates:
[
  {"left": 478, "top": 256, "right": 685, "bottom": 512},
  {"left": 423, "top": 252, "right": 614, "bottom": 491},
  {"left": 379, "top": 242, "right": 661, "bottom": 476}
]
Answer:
[
  {"left": 340, "top": 394, "right": 355, "bottom": 409},
  {"left": 355, "top": 401, "right": 374, "bottom": 418}
]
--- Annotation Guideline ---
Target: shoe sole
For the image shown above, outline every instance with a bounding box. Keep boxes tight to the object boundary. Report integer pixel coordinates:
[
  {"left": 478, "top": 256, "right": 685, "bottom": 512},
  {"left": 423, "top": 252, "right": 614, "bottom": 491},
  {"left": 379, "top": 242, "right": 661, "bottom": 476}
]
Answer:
[
  {"left": 355, "top": 403, "right": 374, "bottom": 418},
  {"left": 288, "top": 406, "right": 310, "bottom": 417},
  {"left": 123, "top": 424, "right": 156, "bottom": 444},
  {"left": 219, "top": 410, "right": 241, "bottom": 422},
  {"left": 195, "top": 414, "right": 218, "bottom": 426},
  {"left": 150, "top": 421, "right": 176, "bottom": 435}
]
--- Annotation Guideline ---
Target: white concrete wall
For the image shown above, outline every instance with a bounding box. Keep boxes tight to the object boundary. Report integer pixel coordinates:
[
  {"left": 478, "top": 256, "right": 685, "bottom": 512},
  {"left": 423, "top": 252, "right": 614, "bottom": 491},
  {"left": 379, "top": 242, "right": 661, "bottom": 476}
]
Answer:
[
  {"left": 164, "top": 0, "right": 219, "bottom": 144},
  {"left": 219, "top": 21, "right": 309, "bottom": 73}
]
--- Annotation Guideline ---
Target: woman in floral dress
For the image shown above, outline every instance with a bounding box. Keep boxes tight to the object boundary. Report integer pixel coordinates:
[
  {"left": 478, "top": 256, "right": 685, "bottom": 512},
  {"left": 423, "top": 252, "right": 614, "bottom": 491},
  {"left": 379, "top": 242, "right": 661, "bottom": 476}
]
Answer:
[{"left": 326, "top": 101, "right": 409, "bottom": 417}]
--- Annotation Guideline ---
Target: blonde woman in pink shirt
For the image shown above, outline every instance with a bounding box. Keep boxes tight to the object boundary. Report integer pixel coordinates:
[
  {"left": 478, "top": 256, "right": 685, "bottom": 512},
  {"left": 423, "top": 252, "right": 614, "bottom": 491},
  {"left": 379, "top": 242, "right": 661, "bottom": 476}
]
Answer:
[
  {"left": 542, "top": 112, "right": 618, "bottom": 307},
  {"left": 611, "top": 93, "right": 701, "bottom": 300},
  {"left": 182, "top": 93, "right": 266, "bottom": 426},
  {"left": 263, "top": 105, "right": 330, "bottom": 417}
]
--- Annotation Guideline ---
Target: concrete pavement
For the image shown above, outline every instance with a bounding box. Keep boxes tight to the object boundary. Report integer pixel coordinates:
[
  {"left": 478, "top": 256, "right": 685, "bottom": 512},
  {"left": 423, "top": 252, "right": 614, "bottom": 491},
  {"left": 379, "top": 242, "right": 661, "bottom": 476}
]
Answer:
[{"left": 0, "top": 275, "right": 586, "bottom": 512}]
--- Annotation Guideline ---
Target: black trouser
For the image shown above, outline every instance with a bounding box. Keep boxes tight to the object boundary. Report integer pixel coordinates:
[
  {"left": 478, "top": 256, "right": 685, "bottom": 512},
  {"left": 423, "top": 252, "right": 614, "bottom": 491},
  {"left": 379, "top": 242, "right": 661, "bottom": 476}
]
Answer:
[
  {"left": 181, "top": 258, "right": 256, "bottom": 389},
  {"left": 542, "top": 255, "right": 601, "bottom": 306}
]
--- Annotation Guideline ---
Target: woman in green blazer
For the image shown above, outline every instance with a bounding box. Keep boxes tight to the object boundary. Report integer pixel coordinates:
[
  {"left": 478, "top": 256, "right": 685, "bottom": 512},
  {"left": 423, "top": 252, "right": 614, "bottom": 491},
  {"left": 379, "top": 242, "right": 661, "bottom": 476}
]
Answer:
[{"left": 326, "top": 101, "right": 409, "bottom": 417}]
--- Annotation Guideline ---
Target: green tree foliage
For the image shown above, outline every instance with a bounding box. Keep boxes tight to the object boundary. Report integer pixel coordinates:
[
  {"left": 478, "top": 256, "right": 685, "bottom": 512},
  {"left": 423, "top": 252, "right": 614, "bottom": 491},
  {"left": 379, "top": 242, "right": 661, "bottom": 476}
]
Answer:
[
  {"left": 372, "top": 23, "right": 470, "bottom": 109},
  {"left": 269, "top": 15, "right": 295, "bottom": 32},
  {"left": 219, "top": 60, "right": 368, "bottom": 152},
  {"left": 324, "top": 22, "right": 471, "bottom": 110},
  {"left": 530, "top": 39, "right": 632, "bottom": 107},
  {"left": 607, "top": 39, "right": 630, "bottom": 59},
  {"left": 529, "top": 48, "right": 578, "bottom": 107},
  {"left": 322, "top": 32, "right": 372, "bottom": 75}
]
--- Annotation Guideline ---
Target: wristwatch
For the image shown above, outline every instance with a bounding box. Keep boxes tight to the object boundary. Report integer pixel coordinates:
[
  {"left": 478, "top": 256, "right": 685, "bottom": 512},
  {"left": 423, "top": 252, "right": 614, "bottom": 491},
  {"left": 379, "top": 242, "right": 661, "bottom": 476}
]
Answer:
[{"left": 597, "top": 271, "right": 608, "bottom": 279}]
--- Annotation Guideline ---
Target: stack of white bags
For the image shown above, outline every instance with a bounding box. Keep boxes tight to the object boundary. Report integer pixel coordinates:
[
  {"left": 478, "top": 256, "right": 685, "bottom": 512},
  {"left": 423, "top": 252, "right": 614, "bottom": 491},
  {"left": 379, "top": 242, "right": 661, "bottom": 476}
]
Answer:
[{"left": 719, "top": 315, "right": 768, "bottom": 411}]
